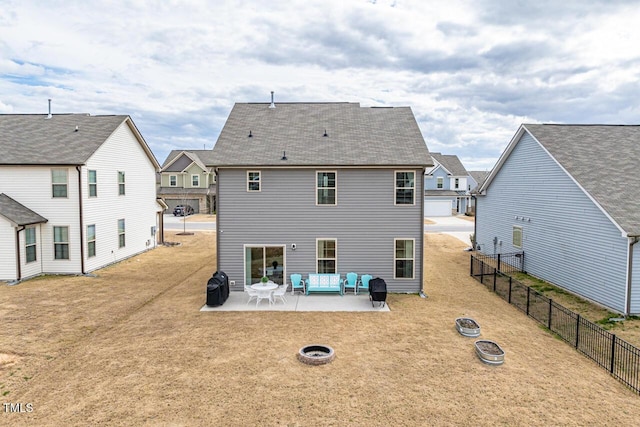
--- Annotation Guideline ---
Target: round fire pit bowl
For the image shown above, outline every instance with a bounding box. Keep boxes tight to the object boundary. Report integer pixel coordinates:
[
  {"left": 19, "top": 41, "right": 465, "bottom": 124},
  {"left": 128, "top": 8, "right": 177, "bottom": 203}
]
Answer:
[
  {"left": 455, "top": 317, "right": 481, "bottom": 337},
  {"left": 298, "top": 344, "right": 335, "bottom": 365}
]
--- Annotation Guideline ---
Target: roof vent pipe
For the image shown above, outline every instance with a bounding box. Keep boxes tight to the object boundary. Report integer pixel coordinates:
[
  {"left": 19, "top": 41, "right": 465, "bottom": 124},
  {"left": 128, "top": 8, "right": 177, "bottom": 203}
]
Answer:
[
  {"left": 269, "top": 91, "right": 276, "bottom": 109},
  {"left": 47, "top": 99, "right": 52, "bottom": 119}
]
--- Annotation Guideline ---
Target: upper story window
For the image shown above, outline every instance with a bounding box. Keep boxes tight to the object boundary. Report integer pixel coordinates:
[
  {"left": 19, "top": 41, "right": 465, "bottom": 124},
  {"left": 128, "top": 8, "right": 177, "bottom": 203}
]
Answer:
[
  {"left": 52, "top": 169, "right": 68, "bottom": 198},
  {"left": 169, "top": 175, "right": 177, "bottom": 187},
  {"left": 192, "top": 174, "right": 200, "bottom": 187},
  {"left": 54, "top": 226, "right": 69, "bottom": 260},
  {"left": 317, "top": 171, "right": 336, "bottom": 205},
  {"left": 247, "top": 171, "right": 261, "bottom": 192},
  {"left": 395, "top": 171, "right": 415, "bottom": 205},
  {"left": 454, "top": 178, "right": 459, "bottom": 189},
  {"left": 118, "top": 171, "right": 125, "bottom": 195},
  {"left": 513, "top": 226, "right": 523, "bottom": 248},
  {"left": 25, "top": 227, "right": 37, "bottom": 263},
  {"left": 436, "top": 177, "right": 444, "bottom": 189},
  {"left": 88, "top": 170, "right": 97, "bottom": 197}
]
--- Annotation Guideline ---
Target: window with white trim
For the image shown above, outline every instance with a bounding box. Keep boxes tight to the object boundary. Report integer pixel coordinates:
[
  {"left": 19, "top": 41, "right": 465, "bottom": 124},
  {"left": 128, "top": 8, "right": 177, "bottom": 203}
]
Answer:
[
  {"left": 394, "top": 238, "right": 415, "bottom": 279},
  {"left": 316, "top": 171, "right": 336, "bottom": 205},
  {"left": 454, "top": 178, "right": 459, "bottom": 189},
  {"left": 395, "top": 171, "right": 415, "bottom": 205},
  {"left": 192, "top": 174, "right": 200, "bottom": 187},
  {"left": 436, "top": 177, "right": 444, "bottom": 189},
  {"left": 88, "top": 170, "right": 97, "bottom": 197},
  {"left": 513, "top": 226, "right": 523, "bottom": 248},
  {"left": 52, "top": 169, "right": 68, "bottom": 198},
  {"left": 317, "top": 239, "right": 337, "bottom": 273},
  {"left": 118, "top": 171, "right": 125, "bottom": 195},
  {"left": 118, "top": 219, "right": 125, "bottom": 248},
  {"left": 247, "top": 171, "right": 261, "bottom": 192},
  {"left": 25, "top": 227, "right": 36, "bottom": 263},
  {"left": 54, "top": 226, "right": 69, "bottom": 260},
  {"left": 169, "top": 175, "right": 177, "bottom": 187},
  {"left": 87, "top": 224, "right": 96, "bottom": 257}
]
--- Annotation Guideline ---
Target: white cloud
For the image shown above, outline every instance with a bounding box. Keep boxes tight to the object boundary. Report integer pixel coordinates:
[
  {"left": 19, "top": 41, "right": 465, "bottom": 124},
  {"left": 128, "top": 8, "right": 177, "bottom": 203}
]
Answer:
[{"left": 1, "top": 0, "right": 639, "bottom": 170}]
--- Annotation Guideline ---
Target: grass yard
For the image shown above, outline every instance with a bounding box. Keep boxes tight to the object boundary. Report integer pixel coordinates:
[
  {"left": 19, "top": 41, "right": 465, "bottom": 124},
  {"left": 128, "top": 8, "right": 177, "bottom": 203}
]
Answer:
[{"left": 1, "top": 231, "right": 639, "bottom": 426}]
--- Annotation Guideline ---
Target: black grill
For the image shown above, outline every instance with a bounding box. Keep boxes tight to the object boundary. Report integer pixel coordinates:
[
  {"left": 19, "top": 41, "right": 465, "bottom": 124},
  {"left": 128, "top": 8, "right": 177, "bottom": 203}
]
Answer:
[
  {"left": 369, "top": 277, "right": 387, "bottom": 307},
  {"left": 206, "top": 271, "right": 230, "bottom": 306}
]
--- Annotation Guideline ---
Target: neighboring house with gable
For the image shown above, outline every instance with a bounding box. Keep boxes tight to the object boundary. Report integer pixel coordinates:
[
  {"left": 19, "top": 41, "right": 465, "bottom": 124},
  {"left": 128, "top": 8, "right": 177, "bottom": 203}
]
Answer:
[
  {"left": 466, "top": 170, "right": 489, "bottom": 215},
  {"left": 158, "top": 150, "right": 216, "bottom": 214},
  {"left": 475, "top": 124, "right": 640, "bottom": 315},
  {"left": 0, "top": 114, "right": 162, "bottom": 283},
  {"left": 423, "top": 153, "right": 470, "bottom": 216},
  {"left": 211, "top": 101, "right": 432, "bottom": 293}
]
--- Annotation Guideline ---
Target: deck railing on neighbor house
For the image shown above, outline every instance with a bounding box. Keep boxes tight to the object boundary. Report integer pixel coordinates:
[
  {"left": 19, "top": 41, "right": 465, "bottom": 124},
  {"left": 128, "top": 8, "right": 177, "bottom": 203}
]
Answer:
[{"left": 470, "top": 253, "right": 640, "bottom": 395}]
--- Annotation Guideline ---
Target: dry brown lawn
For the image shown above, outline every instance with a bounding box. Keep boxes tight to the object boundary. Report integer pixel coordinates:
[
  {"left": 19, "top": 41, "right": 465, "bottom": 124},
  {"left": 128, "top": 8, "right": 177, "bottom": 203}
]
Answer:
[{"left": 1, "top": 231, "right": 639, "bottom": 426}]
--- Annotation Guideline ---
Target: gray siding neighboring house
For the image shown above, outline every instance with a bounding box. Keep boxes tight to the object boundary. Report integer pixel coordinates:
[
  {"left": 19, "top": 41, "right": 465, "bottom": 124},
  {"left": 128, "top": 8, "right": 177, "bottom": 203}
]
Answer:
[
  {"left": 475, "top": 124, "right": 640, "bottom": 315},
  {"left": 211, "top": 102, "right": 432, "bottom": 293},
  {"left": 158, "top": 150, "right": 217, "bottom": 214}
]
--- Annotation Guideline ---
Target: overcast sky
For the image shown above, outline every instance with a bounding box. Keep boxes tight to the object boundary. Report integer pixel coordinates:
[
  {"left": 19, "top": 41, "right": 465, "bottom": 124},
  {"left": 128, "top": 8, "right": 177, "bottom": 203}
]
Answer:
[{"left": 2, "top": 0, "right": 639, "bottom": 170}]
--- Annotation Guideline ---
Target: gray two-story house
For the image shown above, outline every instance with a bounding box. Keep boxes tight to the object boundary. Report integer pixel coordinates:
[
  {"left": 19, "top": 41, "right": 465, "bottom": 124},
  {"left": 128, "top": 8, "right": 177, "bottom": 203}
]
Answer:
[{"left": 211, "top": 101, "right": 432, "bottom": 293}]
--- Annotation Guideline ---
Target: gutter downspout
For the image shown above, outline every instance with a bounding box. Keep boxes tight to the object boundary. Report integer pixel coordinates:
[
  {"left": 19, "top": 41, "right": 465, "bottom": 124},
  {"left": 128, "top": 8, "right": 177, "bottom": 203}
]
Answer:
[
  {"left": 15, "top": 226, "right": 25, "bottom": 281},
  {"left": 625, "top": 236, "right": 639, "bottom": 316},
  {"left": 76, "top": 166, "right": 86, "bottom": 275},
  {"left": 472, "top": 194, "right": 477, "bottom": 250}
]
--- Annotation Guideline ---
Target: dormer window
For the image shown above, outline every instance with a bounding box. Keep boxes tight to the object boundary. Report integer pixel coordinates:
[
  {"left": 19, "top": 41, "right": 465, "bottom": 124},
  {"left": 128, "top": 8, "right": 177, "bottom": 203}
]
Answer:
[{"left": 454, "top": 178, "right": 459, "bottom": 189}]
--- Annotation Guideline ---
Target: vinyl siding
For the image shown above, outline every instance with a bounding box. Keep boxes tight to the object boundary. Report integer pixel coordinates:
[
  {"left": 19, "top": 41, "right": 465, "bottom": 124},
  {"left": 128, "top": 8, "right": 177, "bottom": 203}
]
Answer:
[
  {"left": 424, "top": 168, "right": 449, "bottom": 190},
  {"left": 161, "top": 173, "right": 184, "bottom": 187},
  {"left": 19, "top": 224, "right": 44, "bottom": 279},
  {"left": 217, "top": 168, "right": 424, "bottom": 293},
  {"left": 476, "top": 132, "right": 629, "bottom": 313},
  {"left": 0, "top": 219, "right": 17, "bottom": 280},
  {"left": 82, "top": 122, "right": 159, "bottom": 272},
  {"left": 631, "top": 244, "right": 640, "bottom": 314}
]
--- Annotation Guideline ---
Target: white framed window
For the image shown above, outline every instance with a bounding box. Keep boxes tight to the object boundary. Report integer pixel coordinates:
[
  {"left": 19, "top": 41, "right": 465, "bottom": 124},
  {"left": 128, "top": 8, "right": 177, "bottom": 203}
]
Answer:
[
  {"left": 118, "top": 171, "right": 125, "bottom": 195},
  {"left": 316, "top": 171, "right": 336, "bottom": 205},
  {"left": 118, "top": 219, "right": 125, "bottom": 248},
  {"left": 169, "top": 175, "right": 177, "bottom": 187},
  {"left": 395, "top": 171, "right": 415, "bottom": 205},
  {"left": 513, "top": 226, "right": 523, "bottom": 248},
  {"left": 436, "top": 177, "right": 444, "bottom": 189},
  {"left": 87, "top": 224, "right": 96, "bottom": 257},
  {"left": 247, "top": 171, "right": 261, "bottom": 192},
  {"left": 394, "top": 238, "right": 415, "bottom": 279},
  {"left": 192, "top": 174, "right": 200, "bottom": 187},
  {"left": 52, "top": 169, "right": 68, "bottom": 198},
  {"left": 454, "top": 178, "right": 459, "bottom": 189},
  {"left": 54, "top": 226, "right": 69, "bottom": 260},
  {"left": 316, "top": 238, "right": 337, "bottom": 273},
  {"left": 25, "top": 227, "right": 37, "bottom": 263},
  {"left": 88, "top": 170, "right": 97, "bottom": 197}
]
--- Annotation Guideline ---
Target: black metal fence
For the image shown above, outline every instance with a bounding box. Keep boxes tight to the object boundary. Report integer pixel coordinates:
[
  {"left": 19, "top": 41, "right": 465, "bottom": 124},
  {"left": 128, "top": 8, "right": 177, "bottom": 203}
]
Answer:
[
  {"left": 470, "top": 254, "right": 640, "bottom": 395},
  {"left": 472, "top": 251, "right": 524, "bottom": 274}
]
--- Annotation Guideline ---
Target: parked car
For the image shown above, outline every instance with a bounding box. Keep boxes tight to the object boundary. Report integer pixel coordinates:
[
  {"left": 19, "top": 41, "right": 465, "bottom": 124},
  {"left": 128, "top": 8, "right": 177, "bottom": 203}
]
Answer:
[{"left": 173, "top": 205, "right": 194, "bottom": 216}]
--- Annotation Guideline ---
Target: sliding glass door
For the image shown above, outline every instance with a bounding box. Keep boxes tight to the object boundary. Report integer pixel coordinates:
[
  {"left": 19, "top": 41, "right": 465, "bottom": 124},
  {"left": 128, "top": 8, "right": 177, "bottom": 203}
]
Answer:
[{"left": 244, "top": 245, "right": 285, "bottom": 285}]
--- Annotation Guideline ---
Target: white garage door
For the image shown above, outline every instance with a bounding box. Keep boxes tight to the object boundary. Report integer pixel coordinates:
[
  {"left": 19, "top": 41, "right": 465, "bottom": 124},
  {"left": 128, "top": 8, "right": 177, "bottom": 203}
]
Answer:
[{"left": 425, "top": 200, "right": 452, "bottom": 217}]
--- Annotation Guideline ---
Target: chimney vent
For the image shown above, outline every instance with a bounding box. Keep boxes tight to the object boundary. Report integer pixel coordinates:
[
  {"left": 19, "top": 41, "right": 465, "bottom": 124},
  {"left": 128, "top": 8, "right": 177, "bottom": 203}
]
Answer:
[
  {"left": 248, "top": 130, "right": 253, "bottom": 137},
  {"left": 269, "top": 91, "right": 276, "bottom": 109},
  {"left": 281, "top": 151, "right": 287, "bottom": 161},
  {"left": 75, "top": 125, "right": 79, "bottom": 132},
  {"left": 46, "top": 99, "right": 52, "bottom": 119}
]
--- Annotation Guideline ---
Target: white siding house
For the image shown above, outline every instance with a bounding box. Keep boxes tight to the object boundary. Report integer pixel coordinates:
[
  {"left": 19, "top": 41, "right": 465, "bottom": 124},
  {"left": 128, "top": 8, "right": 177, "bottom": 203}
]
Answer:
[
  {"left": 475, "top": 124, "right": 640, "bottom": 315},
  {"left": 0, "top": 114, "right": 162, "bottom": 282}
]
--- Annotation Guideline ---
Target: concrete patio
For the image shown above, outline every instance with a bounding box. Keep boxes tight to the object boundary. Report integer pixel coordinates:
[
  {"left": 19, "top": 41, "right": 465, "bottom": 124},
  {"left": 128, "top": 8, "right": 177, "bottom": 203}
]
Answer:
[{"left": 200, "top": 291, "right": 391, "bottom": 312}]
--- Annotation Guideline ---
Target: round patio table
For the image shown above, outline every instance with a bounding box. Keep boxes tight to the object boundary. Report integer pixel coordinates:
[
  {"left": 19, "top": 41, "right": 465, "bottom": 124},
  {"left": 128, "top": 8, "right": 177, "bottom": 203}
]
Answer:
[{"left": 251, "top": 282, "right": 278, "bottom": 306}]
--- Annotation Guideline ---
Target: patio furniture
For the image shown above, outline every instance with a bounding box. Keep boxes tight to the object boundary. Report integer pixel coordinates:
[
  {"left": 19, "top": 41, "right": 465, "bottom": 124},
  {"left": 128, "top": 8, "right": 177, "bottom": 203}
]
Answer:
[
  {"left": 251, "top": 282, "right": 278, "bottom": 306},
  {"left": 306, "top": 273, "right": 342, "bottom": 295},
  {"left": 272, "top": 283, "right": 288, "bottom": 304},
  {"left": 244, "top": 284, "right": 259, "bottom": 305},
  {"left": 357, "top": 274, "right": 372, "bottom": 295},
  {"left": 343, "top": 272, "right": 358, "bottom": 294},
  {"left": 290, "top": 274, "right": 305, "bottom": 295}
]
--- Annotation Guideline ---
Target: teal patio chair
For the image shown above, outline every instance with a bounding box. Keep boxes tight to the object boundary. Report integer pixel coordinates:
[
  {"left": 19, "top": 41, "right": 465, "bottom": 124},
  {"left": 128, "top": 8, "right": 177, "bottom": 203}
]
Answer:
[
  {"left": 357, "top": 274, "right": 372, "bottom": 295},
  {"left": 290, "top": 274, "right": 305, "bottom": 295},
  {"left": 343, "top": 272, "right": 358, "bottom": 294}
]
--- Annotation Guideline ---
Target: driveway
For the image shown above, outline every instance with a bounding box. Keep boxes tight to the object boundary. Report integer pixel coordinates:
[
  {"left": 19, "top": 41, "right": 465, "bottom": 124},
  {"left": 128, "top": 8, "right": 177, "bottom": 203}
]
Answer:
[
  {"left": 424, "top": 215, "right": 474, "bottom": 246},
  {"left": 163, "top": 214, "right": 216, "bottom": 231}
]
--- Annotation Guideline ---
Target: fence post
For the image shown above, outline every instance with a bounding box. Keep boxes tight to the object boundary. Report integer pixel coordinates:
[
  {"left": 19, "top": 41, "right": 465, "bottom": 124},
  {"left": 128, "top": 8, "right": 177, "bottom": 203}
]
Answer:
[
  {"left": 526, "top": 286, "right": 530, "bottom": 316},
  {"left": 497, "top": 253, "right": 501, "bottom": 272},
  {"left": 575, "top": 314, "right": 580, "bottom": 348},
  {"left": 470, "top": 255, "right": 473, "bottom": 277},
  {"left": 610, "top": 335, "right": 616, "bottom": 374},
  {"left": 508, "top": 276, "right": 512, "bottom": 303},
  {"left": 493, "top": 268, "right": 497, "bottom": 291},
  {"left": 548, "top": 298, "right": 553, "bottom": 329}
]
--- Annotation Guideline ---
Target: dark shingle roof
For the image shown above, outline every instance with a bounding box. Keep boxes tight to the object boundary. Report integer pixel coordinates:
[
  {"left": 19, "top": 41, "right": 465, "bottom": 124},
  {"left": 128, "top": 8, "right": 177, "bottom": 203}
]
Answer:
[
  {"left": 430, "top": 153, "right": 468, "bottom": 176},
  {"left": 0, "top": 194, "right": 47, "bottom": 226},
  {"left": 0, "top": 114, "right": 129, "bottom": 165},
  {"left": 211, "top": 103, "right": 431, "bottom": 167},
  {"left": 161, "top": 150, "right": 217, "bottom": 169},
  {"left": 524, "top": 124, "right": 640, "bottom": 236}
]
